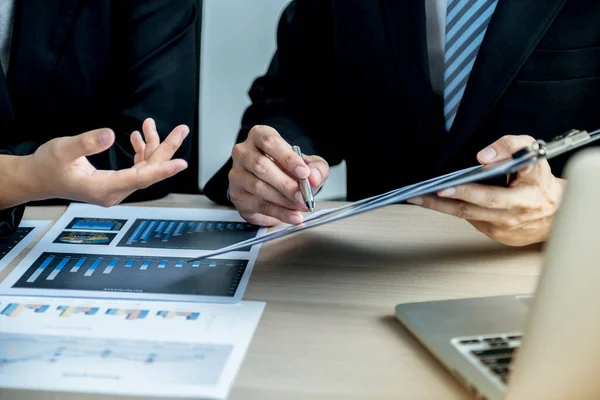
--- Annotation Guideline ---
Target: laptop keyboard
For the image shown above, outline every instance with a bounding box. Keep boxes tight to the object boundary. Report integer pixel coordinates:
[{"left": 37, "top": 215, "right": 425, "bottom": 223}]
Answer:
[{"left": 451, "top": 333, "right": 523, "bottom": 387}]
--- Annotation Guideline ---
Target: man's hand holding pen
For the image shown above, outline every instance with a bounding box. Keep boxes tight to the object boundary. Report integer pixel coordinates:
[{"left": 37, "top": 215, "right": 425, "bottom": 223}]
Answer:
[{"left": 227, "top": 125, "right": 330, "bottom": 226}]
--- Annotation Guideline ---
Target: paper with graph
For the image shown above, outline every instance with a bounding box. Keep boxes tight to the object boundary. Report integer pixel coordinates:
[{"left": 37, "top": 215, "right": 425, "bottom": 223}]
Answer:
[
  {"left": 0, "top": 295, "right": 265, "bottom": 399},
  {"left": 0, "top": 204, "right": 267, "bottom": 303}
]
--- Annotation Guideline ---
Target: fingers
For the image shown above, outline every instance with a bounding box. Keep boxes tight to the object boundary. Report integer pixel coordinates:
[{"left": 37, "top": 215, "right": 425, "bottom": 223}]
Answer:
[
  {"left": 239, "top": 212, "right": 282, "bottom": 227},
  {"left": 130, "top": 131, "right": 145, "bottom": 164},
  {"left": 436, "top": 183, "right": 530, "bottom": 210},
  {"left": 134, "top": 159, "right": 189, "bottom": 188},
  {"left": 238, "top": 148, "right": 300, "bottom": 202},
  {"left": 50, "top": 122, "right": 189, "bottom": 208},
  {"left": 230, "top": 125, "right": 330, "bottom": 221},
  {"left": 229, "top": 168, "right": 306, "bottom": 211},
  {"left": 476, "top": 135, "right": 553, "bottom": 187},
  {"left": 142, "top": 118, "right": 161, "bottom": 158},
  {"left": 58, "top": 129, "right": 115, "bottom": 163},
  {"left": 407, "top": 195, "right": 514, "bottom": 225},
  {"left": 247, "top": 125, "right": 309, "bottom": 179},
  {"left": 106, "top": 159, "right": 188, "bottom": 195},
  {"left": 229, "top": 186, "right": 304, "bottom": 225},
  {"left": 131, "top": 121, "right": 189, "bottom": 164},
  {"left": 304, "top": 155, "right": 329, "bottom": 191},
  {"left": 146, "top": 124, "right": 190, "bottom": 163},
  {"left": 477, "top": 135, "right": 536, "bottom": 164},
  {"left": 69, "top": 158, "right": 188, "bottom": 208}
]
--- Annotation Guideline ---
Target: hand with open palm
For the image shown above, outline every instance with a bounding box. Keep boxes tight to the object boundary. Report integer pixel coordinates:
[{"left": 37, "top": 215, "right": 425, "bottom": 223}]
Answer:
[{"left": 26, "top": 118, "right": 189, "bottom": 206}]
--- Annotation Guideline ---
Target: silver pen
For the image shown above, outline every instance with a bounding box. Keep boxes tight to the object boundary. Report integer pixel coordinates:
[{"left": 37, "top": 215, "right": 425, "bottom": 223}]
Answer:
[{"left": 292, "top": 145, "right": 315, "bottom": 212}]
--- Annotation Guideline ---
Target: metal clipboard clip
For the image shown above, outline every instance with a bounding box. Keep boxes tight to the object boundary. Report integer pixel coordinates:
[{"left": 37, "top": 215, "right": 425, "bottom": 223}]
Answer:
[
  {"left": 511, "top": 129, "right": 598, "bottom": 162},
  {"left": 506, "top": 129, "right": 597, "bottom": 183},
  {"left": 532, "top": 129, "right": 593, "bottom": 159},
  {"left": 511, "top": 129, "right": 591, "bottom": 162}
]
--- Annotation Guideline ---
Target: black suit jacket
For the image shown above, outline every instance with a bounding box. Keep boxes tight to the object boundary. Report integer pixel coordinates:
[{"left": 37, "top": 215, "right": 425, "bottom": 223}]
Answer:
[
  {"left": 0, "top": 0, "right": 198, "bottom": 233},
  {"left": 204, "top": 0, "right": 600, "bottom": 205}
]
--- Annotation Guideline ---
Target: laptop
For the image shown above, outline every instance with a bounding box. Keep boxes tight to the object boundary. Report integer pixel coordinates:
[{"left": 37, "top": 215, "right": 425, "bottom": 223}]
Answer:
[{"left": 394, "top": 148, "right": 600, "bottom": 400}]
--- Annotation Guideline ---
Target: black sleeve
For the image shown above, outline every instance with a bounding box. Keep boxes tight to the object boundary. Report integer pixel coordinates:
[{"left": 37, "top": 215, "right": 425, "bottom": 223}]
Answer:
[
  {"left": 4, "top": 0, "right": 199, "bottom": 203},
  {"left": 0, "top": 204, "right": 24, "bottom": 236},
  {"left": 203, "top": 0, "right": 342, "bottom": 205},
  {"left": 89, "top": 0, "right": 199, "bottom": 202},
  {"left": 0, "top": 149, "right": 24, "bottom": 235}
]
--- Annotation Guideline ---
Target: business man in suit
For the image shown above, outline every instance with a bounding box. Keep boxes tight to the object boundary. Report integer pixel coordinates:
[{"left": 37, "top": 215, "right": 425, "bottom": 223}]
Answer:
[
  {"left": 204, "top": 0, "right": 600, "bottom": 247},
  {"left": 0, "top": 0, "right": 198, "bottom": 234}
]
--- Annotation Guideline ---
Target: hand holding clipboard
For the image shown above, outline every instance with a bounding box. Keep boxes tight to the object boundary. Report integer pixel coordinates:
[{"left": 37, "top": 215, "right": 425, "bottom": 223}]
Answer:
[{"left": 189, "top": 128, "right": 600, "bottom": 260}]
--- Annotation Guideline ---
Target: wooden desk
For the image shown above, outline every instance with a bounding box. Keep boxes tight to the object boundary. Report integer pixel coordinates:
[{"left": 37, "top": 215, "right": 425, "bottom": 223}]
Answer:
[{"left": 5, "top": 194, "right": 544, "bottom": 400}]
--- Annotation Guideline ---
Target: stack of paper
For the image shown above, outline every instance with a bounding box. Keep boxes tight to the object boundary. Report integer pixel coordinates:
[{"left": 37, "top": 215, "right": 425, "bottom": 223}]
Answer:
[{"left": 0, "top": 205, "right": 268, "bottom": 399}]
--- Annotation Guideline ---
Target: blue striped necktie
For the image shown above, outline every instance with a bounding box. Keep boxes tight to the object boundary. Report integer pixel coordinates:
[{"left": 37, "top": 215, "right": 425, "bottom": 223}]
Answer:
[{"left": 444, "top": 0, "right": 499, "bottom": 131}]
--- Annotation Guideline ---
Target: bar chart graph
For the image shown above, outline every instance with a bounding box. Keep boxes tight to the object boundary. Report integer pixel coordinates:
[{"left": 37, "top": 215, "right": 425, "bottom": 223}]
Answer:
[
  {"left": 66, "top": 218, "right": 126, "bottom": 231},
  {"left": 1, "top": 303, "right": 50, "bottom": 317},
  {"left": 0, "top": 227, "right": 33, "bottom": 260},
  {"left": 105, "top": 308, "right": 149, "bottom": 320},
  {"left": 12, "top": 252, "right": 248, "bottom": 297},
  {"left": 0, "top": 302, "right": 204, "bottom": 322},
  {"left": 156, "top": 311, "right": 200, "bottom": 320},
  {"left": 56, "top": 306, "right": 99, "bottom": 317},
  {"left": 117, "top": 219, "right": 259, "bottom": 250}
]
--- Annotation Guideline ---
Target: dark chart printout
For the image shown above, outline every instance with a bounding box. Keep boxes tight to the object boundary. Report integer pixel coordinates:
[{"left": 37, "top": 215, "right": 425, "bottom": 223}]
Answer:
[
  {"left": 0, "top": 228, "right": 33, "bottom": 261},
  {"left": 117, "top": 219, "right": 259, "bottom": 251},
  {"left": 12, "top": 253, "right": 247, "bottom": 297}
]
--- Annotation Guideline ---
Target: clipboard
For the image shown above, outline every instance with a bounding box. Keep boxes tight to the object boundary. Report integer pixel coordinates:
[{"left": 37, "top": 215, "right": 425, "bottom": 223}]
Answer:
[{"left": 190, "top": 128, "right": 600, "bottom": 260}]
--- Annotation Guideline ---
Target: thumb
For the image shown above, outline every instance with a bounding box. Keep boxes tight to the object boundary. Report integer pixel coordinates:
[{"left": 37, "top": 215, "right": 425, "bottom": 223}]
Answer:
[
  {"left": 58, "top": 129, "right": 115, "bottom": 162},
  {"left": 476, "top": 135, "right": 536, "bottom": 165},
  {"left": 304, "top": 156, "right": 329, "bottom": 188}
]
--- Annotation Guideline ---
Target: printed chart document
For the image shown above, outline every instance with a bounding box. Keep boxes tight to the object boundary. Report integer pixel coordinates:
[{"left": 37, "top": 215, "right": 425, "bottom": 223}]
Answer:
[
  {"left": 0, "top": 204, "right": 267, "bottom": 303},
  {"left": 0, "top": 220, "right": 49, "bottom": 274},
  {"left": 0, "top": 295, "right": 265, "bottom": 399},
  {"left": 0, "top": 207, "right": 268, "bottom": 399}
]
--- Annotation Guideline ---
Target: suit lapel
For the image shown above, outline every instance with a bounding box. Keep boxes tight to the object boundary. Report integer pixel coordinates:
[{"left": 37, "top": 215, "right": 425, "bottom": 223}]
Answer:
[
  {"left": 0, "top": 67, "right": 16, "bottom": 132},
  {"left": 441, "top": 0, "right": 568, "bottom": 162},
  {"left": 379, "top": 0, "right": 445, "bottom": 140},
  {"left": 7, "top": 0, "right": 84, "bottom": 118}
]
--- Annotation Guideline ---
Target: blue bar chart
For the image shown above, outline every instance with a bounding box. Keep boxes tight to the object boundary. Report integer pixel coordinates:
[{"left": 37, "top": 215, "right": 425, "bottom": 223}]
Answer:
[
  {"left": 66, "top": 218, "right": 126, "bottom": 231},
  {"left": 0, "top": 302, "right": 203, "bottom": 322},
  {"left": 156, "top": 311, "right": 200, "bottom": 320},
  {"left": 117, "top": 219, "right": 259, "bottom": 250},
  {"left": 105, "top": 308, "right": 149, "bottom": 320},
  {"left": 0, "top": 227, "right": 33, "bottom": 260},
  {"left": 1, "top": 303, "right": 50, "bottom": 317},
  {"left": 56, "top": 306, "right": 99, "bottom": 317},
  {"left": 12, "top": 252, "right": 248, "bottom": 297}
]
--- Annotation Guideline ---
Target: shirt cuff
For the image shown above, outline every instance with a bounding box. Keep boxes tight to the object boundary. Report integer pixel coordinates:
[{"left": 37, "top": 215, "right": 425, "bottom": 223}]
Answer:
[{"left": 0, "top": 204, "right": 25, "bottom": 236}]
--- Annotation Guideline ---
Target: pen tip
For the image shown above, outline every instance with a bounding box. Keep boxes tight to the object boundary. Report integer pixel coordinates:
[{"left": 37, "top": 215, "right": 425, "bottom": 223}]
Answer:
[{"left": 306, "top": 201, "right": 315, "bottom": 213}]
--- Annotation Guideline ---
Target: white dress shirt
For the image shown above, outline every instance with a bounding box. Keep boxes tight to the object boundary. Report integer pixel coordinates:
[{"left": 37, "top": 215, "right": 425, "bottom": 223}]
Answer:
[
  {"left": 424, "top": 0, "right": 448, "bottom": 97},
  {"left": 0, "top": 0, "right": 15, "bottom": 74}
]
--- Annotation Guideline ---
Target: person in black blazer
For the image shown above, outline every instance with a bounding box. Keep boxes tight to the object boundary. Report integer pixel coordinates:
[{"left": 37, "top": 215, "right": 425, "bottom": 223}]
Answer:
[
  {"left": 0, "top": 0, "right": 198, "bottom": 234},
  {"left": 204, "top": 0, "right": 600, "bottom": 247}
]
